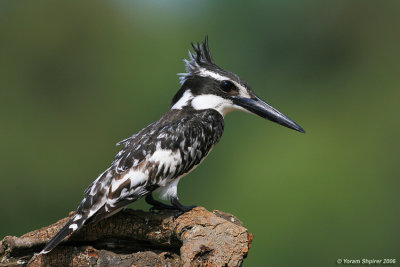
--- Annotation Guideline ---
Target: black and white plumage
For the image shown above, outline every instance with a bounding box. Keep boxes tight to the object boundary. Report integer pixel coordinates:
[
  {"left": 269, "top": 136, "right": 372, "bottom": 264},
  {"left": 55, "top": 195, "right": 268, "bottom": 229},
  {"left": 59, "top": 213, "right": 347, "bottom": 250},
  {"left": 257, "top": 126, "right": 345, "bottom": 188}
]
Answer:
[{"left": 40, "top": 37, "right": 305, "bottom": 254}]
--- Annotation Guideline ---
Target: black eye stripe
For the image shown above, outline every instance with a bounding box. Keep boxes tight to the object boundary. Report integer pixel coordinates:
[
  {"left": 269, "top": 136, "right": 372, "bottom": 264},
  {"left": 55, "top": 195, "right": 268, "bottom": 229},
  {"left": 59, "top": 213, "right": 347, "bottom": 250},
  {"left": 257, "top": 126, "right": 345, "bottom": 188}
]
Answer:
[{"left": 220, "top": 80, "right": 236, "bottom": 92}]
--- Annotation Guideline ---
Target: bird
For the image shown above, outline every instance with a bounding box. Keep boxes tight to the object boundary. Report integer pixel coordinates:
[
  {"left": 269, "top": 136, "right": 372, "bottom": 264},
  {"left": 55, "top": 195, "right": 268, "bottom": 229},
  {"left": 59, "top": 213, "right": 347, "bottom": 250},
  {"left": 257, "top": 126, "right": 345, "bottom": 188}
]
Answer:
[{"left": 40, "top": 37, "right": 305, "bottom": 254}]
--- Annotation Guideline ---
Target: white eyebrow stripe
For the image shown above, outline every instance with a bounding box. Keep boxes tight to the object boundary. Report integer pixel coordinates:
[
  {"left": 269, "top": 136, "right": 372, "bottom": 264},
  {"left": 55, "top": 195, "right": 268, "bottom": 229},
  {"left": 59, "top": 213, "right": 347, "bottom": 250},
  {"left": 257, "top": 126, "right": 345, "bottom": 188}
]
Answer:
[
  {"left": 198, "top": 68, "right": 250, "bottom": 97},
  {"left": 198, "top": 68, "right": 227, "bottom": 81}
]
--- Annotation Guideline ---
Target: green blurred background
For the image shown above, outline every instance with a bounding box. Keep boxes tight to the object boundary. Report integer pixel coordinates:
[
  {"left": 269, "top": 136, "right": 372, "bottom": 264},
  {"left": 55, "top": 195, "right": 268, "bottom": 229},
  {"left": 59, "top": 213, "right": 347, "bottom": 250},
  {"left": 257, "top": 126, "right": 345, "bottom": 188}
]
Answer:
[{"left": 1, "top": 1, "right": 399, "bottom": 266}]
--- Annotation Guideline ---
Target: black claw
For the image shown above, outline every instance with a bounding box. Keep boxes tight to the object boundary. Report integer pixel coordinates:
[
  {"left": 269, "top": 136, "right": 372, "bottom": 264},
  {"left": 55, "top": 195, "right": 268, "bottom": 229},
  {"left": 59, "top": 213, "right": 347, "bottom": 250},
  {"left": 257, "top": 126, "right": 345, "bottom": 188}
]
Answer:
[
  {"left": 146, "top": 194, "right": 196, "bottom": 217},
  {"left": 181, "top": 205, "right": 197, "bottom": 212},
  {"left": 173, "top": 205, "right": 197, "bottom": 219},
  {"left": 173, "top": 211, "right": 185, "bottom": 219},
  {"left": 171, "top": 197, "right": 197, "bottom": 216}
]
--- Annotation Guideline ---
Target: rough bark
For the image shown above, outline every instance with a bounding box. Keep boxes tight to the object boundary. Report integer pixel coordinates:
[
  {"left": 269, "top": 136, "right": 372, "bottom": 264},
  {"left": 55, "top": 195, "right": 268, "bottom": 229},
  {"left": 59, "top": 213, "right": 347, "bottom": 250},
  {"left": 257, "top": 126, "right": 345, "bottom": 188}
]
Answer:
[{"left": 0, "top": 207, "right": 253, "bottom": 267}]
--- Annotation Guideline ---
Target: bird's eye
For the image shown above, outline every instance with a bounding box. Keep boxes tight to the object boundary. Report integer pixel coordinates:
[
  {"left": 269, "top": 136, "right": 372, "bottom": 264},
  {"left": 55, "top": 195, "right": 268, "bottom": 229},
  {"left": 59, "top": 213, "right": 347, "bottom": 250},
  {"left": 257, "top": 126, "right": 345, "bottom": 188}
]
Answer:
[{"left": 220, "top": 80, "right": 236, "bottom": 93}]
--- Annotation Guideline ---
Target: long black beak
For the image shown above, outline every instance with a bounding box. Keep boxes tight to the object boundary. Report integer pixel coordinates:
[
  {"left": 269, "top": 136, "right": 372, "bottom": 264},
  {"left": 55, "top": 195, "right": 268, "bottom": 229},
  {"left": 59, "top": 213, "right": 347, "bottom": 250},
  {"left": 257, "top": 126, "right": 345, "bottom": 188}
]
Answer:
[{"left": 233, "top": 95, "right": 305, "bottom": 133}]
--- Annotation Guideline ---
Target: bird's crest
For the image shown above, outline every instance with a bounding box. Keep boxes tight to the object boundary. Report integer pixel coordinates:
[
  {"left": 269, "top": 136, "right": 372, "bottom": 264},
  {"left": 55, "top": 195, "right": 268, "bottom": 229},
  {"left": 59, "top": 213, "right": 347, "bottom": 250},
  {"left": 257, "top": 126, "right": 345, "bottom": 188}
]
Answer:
[{"left": 179, "top": 36, "right": 218, "bottom": 84}]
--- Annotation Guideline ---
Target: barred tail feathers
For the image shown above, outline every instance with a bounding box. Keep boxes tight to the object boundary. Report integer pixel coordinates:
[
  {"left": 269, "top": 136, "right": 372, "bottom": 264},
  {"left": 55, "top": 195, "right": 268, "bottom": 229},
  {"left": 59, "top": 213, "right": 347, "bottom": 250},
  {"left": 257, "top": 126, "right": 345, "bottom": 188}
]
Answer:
[{"left": 40, "top": 214, "right": 86, "bottom": 254}]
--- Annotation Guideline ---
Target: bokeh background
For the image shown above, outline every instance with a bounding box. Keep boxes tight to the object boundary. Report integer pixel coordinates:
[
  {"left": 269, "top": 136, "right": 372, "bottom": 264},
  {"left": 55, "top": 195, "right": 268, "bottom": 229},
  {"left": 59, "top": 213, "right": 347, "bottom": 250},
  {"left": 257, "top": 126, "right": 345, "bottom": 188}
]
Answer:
[{"left": 1, "top": 1, "right": 399, "bottom": 266}]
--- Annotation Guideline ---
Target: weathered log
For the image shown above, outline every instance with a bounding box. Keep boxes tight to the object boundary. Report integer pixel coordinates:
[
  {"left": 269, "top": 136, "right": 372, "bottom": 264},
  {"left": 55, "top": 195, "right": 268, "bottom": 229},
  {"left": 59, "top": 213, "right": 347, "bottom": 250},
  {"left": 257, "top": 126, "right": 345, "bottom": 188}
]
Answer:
[{"left": 1, "top": 207, "right": 253, "bottom": 266}]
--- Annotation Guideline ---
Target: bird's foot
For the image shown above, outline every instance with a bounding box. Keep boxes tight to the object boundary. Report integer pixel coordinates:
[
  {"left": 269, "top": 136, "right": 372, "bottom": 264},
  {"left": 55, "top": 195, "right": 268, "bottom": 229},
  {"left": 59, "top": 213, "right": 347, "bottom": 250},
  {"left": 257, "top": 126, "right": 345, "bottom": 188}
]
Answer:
[
  {"left": 146, "top": 194, "right": 176, "bottom": 212},
  {"left": 173, "top": 205, "right": 197, "bottom": 219},
  {"left": 177, "top": 204, "right": 197, "bottom": 212},
  {"left": 171, "top": 197, "right": 197, "bottom": 218}
]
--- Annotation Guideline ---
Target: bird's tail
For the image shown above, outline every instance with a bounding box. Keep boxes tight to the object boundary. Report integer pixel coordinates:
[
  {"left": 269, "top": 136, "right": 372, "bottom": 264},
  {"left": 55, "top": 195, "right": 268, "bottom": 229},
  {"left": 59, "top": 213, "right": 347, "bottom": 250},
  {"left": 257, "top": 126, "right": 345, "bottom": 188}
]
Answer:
[{"left": 40, "top": 213, "right": 87, "bottom": 254}]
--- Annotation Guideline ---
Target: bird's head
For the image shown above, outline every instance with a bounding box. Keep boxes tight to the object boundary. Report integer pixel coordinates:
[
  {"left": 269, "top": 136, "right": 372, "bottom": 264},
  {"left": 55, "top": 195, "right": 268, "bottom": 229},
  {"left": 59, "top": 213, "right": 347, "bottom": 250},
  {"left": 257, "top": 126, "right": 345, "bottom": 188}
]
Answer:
[{"left": 171, "top": 37, "right": 305, "bottom": 133}]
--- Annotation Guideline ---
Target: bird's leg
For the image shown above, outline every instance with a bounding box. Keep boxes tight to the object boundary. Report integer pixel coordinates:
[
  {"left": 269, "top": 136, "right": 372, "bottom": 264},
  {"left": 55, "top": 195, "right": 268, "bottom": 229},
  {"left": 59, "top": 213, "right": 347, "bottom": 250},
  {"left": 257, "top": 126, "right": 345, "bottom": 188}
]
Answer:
[
  {"left": 170, "top": 197, "right": 197, "bottom": 218},
  {"left": 145, "top": 194, "right": 175, "bottom": 211}
]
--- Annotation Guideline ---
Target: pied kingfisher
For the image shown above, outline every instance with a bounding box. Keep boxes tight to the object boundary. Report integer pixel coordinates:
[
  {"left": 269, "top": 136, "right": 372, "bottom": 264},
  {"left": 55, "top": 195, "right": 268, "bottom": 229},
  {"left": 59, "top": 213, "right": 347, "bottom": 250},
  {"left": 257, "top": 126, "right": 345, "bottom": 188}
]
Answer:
[{"left": 40, "top": 37, "right": 305, "bottom": 254}]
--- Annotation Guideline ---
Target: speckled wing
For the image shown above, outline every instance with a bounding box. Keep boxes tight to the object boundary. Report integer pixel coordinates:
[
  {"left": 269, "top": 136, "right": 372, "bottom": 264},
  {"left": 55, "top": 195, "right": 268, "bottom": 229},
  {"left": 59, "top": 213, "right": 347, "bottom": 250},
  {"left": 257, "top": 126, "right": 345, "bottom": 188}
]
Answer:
[{"left": 79, "top": 109, "right": 224, "bottom": 223}]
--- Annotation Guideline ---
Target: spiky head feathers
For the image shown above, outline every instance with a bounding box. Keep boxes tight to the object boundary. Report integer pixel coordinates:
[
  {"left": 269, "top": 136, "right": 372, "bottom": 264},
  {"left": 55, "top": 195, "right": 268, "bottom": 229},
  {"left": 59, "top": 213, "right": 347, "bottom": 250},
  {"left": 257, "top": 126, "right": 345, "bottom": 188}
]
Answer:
[
  {"left": 179, "top": 37, "right": 217, "bottom": 84},
  {"left": 186, "top": 37, "right": 214, "bottom": 69},
  {"left": 178, "top": 37, "right": 246, "bottom": 87}
]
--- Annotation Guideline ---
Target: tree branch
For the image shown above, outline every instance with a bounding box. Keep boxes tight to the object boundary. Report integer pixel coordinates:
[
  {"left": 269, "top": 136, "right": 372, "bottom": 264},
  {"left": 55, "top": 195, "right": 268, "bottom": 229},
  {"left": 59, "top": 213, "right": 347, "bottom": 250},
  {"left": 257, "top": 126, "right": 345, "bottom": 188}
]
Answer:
[{"left": 1, "top": 207, "right": 253, "bottom": 266}]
